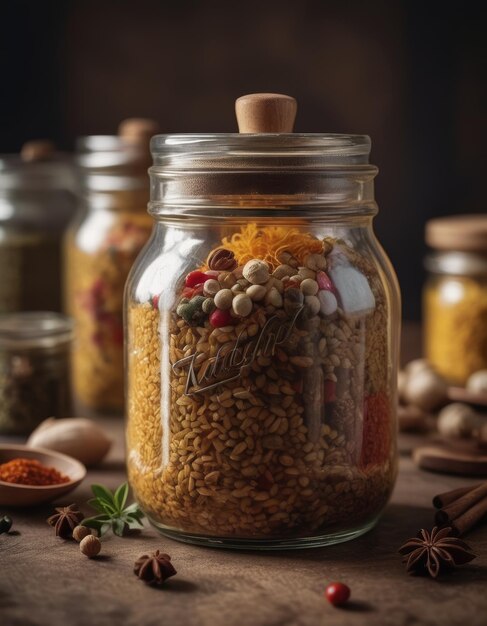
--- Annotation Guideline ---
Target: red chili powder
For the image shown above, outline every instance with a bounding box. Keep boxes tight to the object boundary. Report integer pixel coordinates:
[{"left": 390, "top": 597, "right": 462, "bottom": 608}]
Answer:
[{"left": 0, "top": 458, "right": 70, "bottom": 486}]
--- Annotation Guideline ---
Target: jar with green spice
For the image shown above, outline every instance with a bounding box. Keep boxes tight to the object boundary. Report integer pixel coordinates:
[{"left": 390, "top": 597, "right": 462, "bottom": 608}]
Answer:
[{"left": 0, "top": 312, "right": 73, "bottom": 435}]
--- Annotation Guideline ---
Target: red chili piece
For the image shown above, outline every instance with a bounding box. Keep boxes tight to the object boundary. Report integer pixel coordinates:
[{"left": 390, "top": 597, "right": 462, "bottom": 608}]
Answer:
[
  {"left": 325, "top": 582, "right": 350, "bottom": 607},
  {"left": 209, "top": 309, "right": 233, "bottom": 328},
  {"left": 185, "top": 271, "right": 211, "bottom": 288}
]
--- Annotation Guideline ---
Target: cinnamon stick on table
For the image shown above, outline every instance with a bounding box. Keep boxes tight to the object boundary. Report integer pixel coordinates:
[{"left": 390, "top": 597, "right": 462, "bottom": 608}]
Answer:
[
  {"left": 433, "top": 481, "right": 487, "bottom": 536},
  {"left": 433, "top": 484, "right": 481, "bottom": 509}
]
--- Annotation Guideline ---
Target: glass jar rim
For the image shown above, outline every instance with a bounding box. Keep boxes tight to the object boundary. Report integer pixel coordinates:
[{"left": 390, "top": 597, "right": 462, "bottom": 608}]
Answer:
[
  {"left": 425, "top": 251, "right": 487, "bottom": 276},
  {"left": 0, "top": 312, "right": 74, "bottom": 349},
  {"left": 151, "top": 133, "right": 373, "bottom": 169}
]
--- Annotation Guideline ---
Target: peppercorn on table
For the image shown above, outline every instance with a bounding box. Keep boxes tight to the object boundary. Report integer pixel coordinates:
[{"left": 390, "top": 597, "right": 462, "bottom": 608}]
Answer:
[{"left": 1, "top": 326, "right": 486, "bottom": 626}]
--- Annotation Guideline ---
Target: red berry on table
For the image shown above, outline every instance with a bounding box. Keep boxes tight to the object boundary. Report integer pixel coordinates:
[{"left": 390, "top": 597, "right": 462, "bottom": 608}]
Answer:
[
  {"left": 325, "top": 582, "right": 350, "bottom": 607},
  {"left": 209, "top": 309, "right": 233, "bottom": 328},
  {"left": 185, "top": 271, "right": 211, "bottom": 288}
]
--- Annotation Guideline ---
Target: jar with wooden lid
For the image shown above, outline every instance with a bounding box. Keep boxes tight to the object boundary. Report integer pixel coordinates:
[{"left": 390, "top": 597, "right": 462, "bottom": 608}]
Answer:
[
  {"left": 424, "top": 214, "right": 487, "bottom": 384},
  {"left": 64, "top": 119, "right": 158, "bottom": 414},
  {"left": 0, "top": 142, "right": 77, "bottom": 313},
  {"left": 125, "top": 95, "right": 400, "bottom": 548}
]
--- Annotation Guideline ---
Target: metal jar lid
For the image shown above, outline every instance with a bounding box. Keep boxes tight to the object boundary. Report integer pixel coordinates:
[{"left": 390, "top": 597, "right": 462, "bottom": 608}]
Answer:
[{"left": 0, "top": 312, "right": 74, "bottom": 350}]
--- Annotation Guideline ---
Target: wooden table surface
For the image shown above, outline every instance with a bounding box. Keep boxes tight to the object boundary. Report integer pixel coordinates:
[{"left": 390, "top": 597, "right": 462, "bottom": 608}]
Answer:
[{"left": 1, "top": 324, "right": 486, "bottom": 626}]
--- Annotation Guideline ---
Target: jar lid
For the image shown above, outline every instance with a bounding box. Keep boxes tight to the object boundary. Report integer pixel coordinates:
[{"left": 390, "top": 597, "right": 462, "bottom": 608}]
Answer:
[
  {"left": 426, "top": 215, "right": 487, "bottom": 252},
  {"left": 0, "top": 312, "right": 73, "bottom": 349},
  {"left": 78, "top": 118, "right": 159, "bottom": 191}
]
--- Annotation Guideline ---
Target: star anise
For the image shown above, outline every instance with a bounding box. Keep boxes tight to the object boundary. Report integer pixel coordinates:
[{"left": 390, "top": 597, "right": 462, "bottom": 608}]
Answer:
[
  {"left": 134, "top": 550, "right": 177, "bottom": 586},
  {"left": 47, "top": 504, "right": 83, "bottom": 538},
  {"left": 207, "top": 248, "right": 237, "bottom": 271},
  {"left": 399, "top": 527, "right": 476, "bottom": 578}
]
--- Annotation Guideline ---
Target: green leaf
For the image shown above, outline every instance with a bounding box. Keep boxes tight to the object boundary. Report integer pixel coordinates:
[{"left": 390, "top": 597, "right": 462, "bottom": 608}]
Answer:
[
  {"left": 114, "top": 482, "right": 129, "bottom": 512},
  {"left": 85, "top": 482, "right": 146, "bottom": 538},
  {"left": 91, "top": 484, "right": 116, "bottom": 506},
  {"left": 112, "top": 518, "right": 127, "bottom": 537},
  {"left": 123, "top": 502, "right": 142, "bottom": 515},
  {"left": 87, "top": 498, "right": 116, "bottom": 515}
]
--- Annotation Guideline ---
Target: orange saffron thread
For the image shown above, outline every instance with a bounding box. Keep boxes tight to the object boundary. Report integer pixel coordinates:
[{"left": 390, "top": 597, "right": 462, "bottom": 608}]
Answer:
[{"left": 219, "top": 224, "right": 324, "bottom": 271}]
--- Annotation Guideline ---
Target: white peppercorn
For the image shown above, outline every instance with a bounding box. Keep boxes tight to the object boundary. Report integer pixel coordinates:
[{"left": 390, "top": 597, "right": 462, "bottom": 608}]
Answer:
[
  {"left": 265, "top": 287, "right": 283, "bottom": 308},
  {"left": 203, "top": 279, "right": 220, "bottom": 296},
  {"left": 214, "top": 289, "right": 233, "bottom": 310},
  {"left": 246, "top": 284, "right": 266, "bottom": 301},
  {"left": 305, "top": 295, "right": 321, "bottom": 316},
  {"left": 300, "top": 278, "right": 319, "bottom": 296},
  {"left": 232, "top": 293, "right": 253, "bottom": 317}
]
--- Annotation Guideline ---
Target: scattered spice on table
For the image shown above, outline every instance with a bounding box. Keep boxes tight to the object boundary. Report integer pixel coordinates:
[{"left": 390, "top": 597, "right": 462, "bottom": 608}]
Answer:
[
  {"left": 398, "top": 527, "right": 476, "bottom": 578},
  {"left": 79, "top": 534, "right": 101, "bottom": 558},
  {"left": 325, "top": 582, "right": 351, "bottom": 607},
  {"left": 433, "top": 481, "right": 487, "bottom": 536},
  {"left": 134, "top": 550, "right": 177, "bottom": 586},
  {"left": 47, "top": 504, "right": 83, "bottom": 538},
  {"left": 0, "top": 514, "right": 13, "bottom": 534},
  {"left": 0, "top": 458, "right": 70, "bottom": 486}
]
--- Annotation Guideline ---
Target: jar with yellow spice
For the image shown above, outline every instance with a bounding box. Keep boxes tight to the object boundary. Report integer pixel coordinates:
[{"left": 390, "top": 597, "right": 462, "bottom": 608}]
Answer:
[
  {"left": 65, "top": 119, "right": 158, "bottom": 413},
  {"left": 424, "top": 215, "right": 487, "bottom": 384},
  {"left": 125, "top": 95, "right": 400, "bottom": 548}
]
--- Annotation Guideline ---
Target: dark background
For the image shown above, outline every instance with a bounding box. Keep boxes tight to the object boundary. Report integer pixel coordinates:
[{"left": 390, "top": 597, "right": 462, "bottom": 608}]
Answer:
[{"left": 1, "top": 0, "right": 485, "bottom": 319}]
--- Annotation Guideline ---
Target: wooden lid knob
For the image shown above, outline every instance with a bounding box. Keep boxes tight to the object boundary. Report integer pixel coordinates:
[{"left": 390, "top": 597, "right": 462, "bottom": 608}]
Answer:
[
  {"left": 118, "top": 118, "right": 160, "bottom": 143},
  {"left": 20, "top": 140, "right": 56, "bottom": 162},
  {"left": 235, "top": 93, "right": 297, "bottom": 133}
]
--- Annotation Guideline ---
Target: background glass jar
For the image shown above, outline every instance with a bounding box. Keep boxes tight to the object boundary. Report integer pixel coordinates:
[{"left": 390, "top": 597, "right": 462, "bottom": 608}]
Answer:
[
  {"left": 424, "top": 215, "right": 487, "bottom": 384},
  {"left": 0, "top": 312, "right": 73, "bottom": 435},
  {"left": 64, "top": 130, "right": 154, "bottom": 414},
  {"left": 126, "top": 134, "right": 400, "bottom": 548},
  {"left": 0, "top": 144, "right": 77, "bottom": 313}
]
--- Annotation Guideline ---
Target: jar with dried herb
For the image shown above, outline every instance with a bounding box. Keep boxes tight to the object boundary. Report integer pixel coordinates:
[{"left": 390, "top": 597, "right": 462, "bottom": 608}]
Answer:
[
  {"left": 0, "top": 142, "right": 77, "bottom": 314},
  {"left": 424, "top": 215, "right": 487, "bottom": 384},
  {"left": 0, "top": 312, "right": 73, "bottom": 435},
  {"left": 125, "top": 95, "right": 400, "bottom": 549},
  {"left": 64, "top": 120, "right": 157, "bottom": 414}
]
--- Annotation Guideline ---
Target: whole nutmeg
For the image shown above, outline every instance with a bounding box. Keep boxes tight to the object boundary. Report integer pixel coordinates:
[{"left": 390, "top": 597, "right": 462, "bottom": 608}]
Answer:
[
  {"left": 242, "top": 259, "right": 270, "bottom": 285},
  {"left": 467, "top": 370, "right": 487, "bottom": 395},
  {"left": 207, "top": 248, "right": 237, "bottom": 271},
  {"left": 73, "top": 525, "right": 92, "bottom": 542},
  {"left": 403, "top": 368, "right": 448, "bottom": 412},
  {"left": 80, "top": 534, "right": 101, "bottom": 558},
  {"left": 437, "top": 403, "right": 484, "bottom": 439}
]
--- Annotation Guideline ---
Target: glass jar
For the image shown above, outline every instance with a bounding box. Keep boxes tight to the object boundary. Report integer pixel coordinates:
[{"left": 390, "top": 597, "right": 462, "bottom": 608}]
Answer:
[
  {"left": 0, "top": 312, "right": 73, "bottom": 435},
  {"left": 0, "top": 147, "right": 77, "bottom": 313},
  {"left": 424, "top": 215, "right": 487, "bottom": 384},
  {"left": 126, "top": 133, "right": 400, "bottom": 549},
  {"left": 65, "top": 135, "right": 153, "bottom": 414}
]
